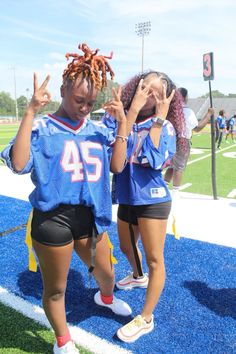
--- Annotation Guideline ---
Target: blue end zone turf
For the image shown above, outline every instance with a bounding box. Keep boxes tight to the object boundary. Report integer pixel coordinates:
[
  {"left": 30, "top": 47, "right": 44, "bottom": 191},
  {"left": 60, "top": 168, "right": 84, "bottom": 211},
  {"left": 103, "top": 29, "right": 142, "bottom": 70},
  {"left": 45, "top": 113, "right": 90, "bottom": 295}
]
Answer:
[{"left": 0, "top": 195, "right": 235, "bottom": 353}]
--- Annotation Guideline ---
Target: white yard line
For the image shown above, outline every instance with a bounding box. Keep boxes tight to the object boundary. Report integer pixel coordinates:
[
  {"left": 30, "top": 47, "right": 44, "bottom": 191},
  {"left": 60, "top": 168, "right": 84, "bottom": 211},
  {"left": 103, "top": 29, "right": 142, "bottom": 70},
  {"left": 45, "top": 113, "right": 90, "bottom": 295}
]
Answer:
[
  {"left": 187, "top": 143, "right": 236, "bottom": 165},
  {"left": 179, "top": 183, "right": 192, "bottom": 191},
  {"left": 227, "top": 189, "right": 236, "bottom": 198}
]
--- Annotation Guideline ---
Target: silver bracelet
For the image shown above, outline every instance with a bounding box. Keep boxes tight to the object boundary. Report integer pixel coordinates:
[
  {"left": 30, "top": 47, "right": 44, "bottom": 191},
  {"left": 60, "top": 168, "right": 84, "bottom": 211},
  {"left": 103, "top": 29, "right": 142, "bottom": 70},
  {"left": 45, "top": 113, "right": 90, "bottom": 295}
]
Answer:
[{"left": 116, "top": 135, "right": 128, "bottom": 142}]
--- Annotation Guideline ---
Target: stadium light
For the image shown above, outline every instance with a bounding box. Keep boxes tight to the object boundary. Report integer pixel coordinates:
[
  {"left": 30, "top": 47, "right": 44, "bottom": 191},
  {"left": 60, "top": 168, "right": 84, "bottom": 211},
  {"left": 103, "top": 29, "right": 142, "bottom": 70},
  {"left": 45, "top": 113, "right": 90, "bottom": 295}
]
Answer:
[
  {"left": 135, "top": 21, "right": 151, "bottom": 72},
  {"left": 26, "top": 88, "right": 30, "bottom": 103},
  {"left": 10, "top": 66, "right": 19, "bottom": 122}
]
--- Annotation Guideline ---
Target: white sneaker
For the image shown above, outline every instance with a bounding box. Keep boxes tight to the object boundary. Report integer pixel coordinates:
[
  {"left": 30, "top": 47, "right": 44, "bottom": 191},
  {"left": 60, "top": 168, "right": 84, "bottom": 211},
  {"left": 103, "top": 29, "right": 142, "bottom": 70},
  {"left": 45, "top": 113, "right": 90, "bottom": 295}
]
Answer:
[
  {"left": 117, "top": 315, "right": 154, "bottom": 343},
  {"left": 53, "top": 340, "right": 80, "bottom": 354},
  {"left": 116, "top": 272, "right": 149, "bottom": 290},
  {"left": 94, "top": 291, "right": 132, "bottom": 316}
]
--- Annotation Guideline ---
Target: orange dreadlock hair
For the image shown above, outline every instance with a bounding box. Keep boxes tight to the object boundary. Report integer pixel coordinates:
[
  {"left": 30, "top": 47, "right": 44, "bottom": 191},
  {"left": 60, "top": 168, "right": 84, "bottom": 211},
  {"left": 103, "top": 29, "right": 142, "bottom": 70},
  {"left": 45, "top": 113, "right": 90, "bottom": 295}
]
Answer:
[{"left": 62, "top": 43, "right": 115, "bottom": 90}]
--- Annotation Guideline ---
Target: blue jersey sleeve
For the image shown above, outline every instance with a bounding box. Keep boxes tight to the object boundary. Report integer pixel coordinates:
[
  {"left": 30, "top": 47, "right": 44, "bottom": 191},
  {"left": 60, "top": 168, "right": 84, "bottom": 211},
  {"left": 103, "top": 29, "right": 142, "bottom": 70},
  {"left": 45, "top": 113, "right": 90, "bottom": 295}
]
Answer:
[
  {"left": 137, "top": 122, "right": 176, "bottom": 170},
  {"left": 102, "top": 112, "right": 118, "bottom": 134},
  {"left": 1, "top": 137, "right": 34, "bottom": 174}
]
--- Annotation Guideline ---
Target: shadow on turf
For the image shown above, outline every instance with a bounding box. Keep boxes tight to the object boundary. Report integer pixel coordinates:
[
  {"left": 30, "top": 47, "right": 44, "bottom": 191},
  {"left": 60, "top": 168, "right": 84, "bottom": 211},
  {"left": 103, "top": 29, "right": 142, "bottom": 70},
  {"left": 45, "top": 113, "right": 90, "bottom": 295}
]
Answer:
[
  {"left": 183, "top": 280, "right": 236, "bottom": 320},
  {"left": 17, "top": 269, "right": 132, "bottom": 326}
]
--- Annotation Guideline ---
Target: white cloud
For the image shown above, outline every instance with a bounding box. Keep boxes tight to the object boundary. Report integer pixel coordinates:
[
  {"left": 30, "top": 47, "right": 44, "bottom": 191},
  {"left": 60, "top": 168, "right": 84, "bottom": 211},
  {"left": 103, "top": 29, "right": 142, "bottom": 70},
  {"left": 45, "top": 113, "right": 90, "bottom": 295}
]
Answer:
[
  {"left": 0, "top": 0, "right": 235, "bottom": 100},
  {"left": 15, "top": 31, "right": 72, "bottom": 48}
]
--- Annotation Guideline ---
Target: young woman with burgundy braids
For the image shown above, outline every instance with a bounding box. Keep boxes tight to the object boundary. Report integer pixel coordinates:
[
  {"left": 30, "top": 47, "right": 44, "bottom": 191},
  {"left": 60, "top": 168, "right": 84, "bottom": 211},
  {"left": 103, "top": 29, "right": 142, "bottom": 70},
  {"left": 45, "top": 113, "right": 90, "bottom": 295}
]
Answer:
[
  {"left": 103, "top": 70, "right": 185, "bottom": 342},
  {"left": 1, "top": 43, "right": 132, "bottom": 354}
]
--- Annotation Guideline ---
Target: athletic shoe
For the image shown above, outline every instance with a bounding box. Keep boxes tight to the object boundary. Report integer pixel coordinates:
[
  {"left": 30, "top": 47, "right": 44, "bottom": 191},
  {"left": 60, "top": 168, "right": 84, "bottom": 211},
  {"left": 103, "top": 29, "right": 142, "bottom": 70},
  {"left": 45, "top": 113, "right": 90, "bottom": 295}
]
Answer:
[
  {"left": 117, "top": 315, "right": 154, "bottom": 343},
  {"left": 53, "top": 340, "right": 80, "bottom": 354},
  {"left": 116, "top": 272, "right": 149, "bottom": 290},
  {"left": 94, "top": 291, "right": 132, "bottom": 316}
]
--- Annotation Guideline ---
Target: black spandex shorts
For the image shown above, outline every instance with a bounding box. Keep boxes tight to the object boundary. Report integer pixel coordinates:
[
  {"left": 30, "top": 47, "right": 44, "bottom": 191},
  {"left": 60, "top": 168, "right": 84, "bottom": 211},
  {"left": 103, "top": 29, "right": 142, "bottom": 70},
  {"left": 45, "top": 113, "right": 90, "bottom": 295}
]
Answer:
[
  {"left": 31, "top": 204, "right": 97, "bottom": 246},
  {"left": 118, "top": 202, "right": 172, "bottom": 226}
]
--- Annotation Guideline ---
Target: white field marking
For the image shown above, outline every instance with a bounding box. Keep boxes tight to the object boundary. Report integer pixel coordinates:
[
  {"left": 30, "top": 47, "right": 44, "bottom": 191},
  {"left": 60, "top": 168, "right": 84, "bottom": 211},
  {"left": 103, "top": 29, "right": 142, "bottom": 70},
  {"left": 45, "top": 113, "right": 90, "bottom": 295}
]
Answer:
[
  {"left": 187, "top": 143, "right": 236, "bottom": 166},
  {"left": 179, "top": 183, "right": 192, "bottom": 191},
  {"left": 223, "top": 151, "right": 236, "bottom": 158},
  {"left": 0, "top": 287, "right": 132, "bottom": 354},
  {"left": 190, "top": 148, "right": 205, "bottom": 155},
  {"left": 227, "top": 189, "right": 236, "bottom": 198}
]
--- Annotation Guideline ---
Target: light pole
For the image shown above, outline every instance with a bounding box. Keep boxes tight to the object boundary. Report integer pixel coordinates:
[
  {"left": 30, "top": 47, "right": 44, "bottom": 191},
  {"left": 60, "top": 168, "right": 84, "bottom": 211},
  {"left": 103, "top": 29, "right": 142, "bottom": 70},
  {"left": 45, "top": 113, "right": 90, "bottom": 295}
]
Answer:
[
  {"left": 26, "top": 88, "right": 30, "bottom": 104},
  {"left": 10, "top": 66, "right": 19, "bottom": 122},
  {"left": 135, "top": 21, "right": 151, "bottom": 72}
]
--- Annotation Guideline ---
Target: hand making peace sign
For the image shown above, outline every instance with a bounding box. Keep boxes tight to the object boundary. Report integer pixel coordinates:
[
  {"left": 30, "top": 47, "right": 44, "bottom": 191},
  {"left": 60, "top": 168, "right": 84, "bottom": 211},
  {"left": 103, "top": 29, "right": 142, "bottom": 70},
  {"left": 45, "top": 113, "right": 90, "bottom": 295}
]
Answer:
[
  {"left": 152, "top": 81, "right": 175, "bottom": 120},
  {"left": 29, "top": 73, "right": 51, "bottom": 113},
  {"left": 103, "top": 86, "right": 126, "bottom": 123},
  {"left": 130, "top": 79, "right": 152, "bottom": 114}
]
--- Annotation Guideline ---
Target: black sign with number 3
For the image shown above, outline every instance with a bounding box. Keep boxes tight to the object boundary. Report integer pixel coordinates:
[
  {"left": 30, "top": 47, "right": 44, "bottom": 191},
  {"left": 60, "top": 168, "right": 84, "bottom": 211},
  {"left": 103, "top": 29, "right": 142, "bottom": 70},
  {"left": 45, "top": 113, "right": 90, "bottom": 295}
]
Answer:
[{"left": 203, "top": 52, "right": 214, "bottom": 81}]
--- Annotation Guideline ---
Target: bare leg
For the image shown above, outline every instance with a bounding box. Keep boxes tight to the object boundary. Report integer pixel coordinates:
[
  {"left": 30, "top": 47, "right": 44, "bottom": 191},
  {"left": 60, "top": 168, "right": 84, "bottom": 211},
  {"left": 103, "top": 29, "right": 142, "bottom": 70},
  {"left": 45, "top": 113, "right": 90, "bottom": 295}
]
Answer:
[
  {"left": 137, "top": 218, "right": 167, "bottom": 322},
  {"left": 172, "top": 169, "right": 183, "bottom": 187},
  {"left": 117, "top": 218, "right": 143, "bottom": 277},
  {"left": 74, "top": 233, "right": 114, "bottom": 295},
  {"left": 164, "top": 167, "right": 173, "bottom": 184},
  {"left": 32, "top": 240, "right": 73, "bottom": 336},
  {"left": 217, "top": 130, "right": 223, "bottom": 148}
]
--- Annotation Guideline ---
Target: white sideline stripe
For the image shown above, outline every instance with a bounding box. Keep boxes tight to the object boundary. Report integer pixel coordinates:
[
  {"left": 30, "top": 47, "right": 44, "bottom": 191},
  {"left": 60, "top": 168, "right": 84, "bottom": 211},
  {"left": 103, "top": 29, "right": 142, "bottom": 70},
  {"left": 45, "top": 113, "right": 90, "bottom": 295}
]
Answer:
[
  {"left": 227, "top": 189, "right": 236, "bottom": 198},
  {"left": 179, "top": 183, "right": 192, "bottom": 191},
  {"left": 187, "top": 143, "right": 236, "bottom": 165},
  {"left": 0, "top": 287, "right": 132, "bottom": 354}
]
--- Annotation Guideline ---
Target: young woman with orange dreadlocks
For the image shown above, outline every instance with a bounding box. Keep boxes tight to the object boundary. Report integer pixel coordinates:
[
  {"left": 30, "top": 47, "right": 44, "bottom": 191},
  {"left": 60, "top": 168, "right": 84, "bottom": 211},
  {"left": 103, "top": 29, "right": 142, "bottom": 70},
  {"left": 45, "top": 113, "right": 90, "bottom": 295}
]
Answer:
[
  {"left": 103, "top": 70, "right": 185, "bottom": 342},
  {"left": 1, "top": 43, "right": 132, "bottom": 354}
]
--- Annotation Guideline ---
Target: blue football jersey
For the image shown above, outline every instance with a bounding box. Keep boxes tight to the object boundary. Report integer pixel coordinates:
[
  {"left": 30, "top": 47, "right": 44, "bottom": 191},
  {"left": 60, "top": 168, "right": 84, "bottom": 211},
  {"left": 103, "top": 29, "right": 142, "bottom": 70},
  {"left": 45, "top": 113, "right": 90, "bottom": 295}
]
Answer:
[
  {"left": 228, "top": 117, "right": 235, "bottom": 127},
  {"left": 217, "top": 116, "right": 226, "bottom": 129},
  {"left": 102, "top": 113, "right": 176, "bottom": 205},
  {"left": 1, "top": 114, "right": 115, "bottom": 233}
]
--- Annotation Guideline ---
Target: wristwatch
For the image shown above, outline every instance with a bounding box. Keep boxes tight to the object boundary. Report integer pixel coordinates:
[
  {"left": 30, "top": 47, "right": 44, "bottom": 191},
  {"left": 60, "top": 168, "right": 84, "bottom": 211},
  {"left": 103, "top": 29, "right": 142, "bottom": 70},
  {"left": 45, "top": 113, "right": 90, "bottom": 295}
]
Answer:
[{"left": 152, "top": 117, "right": 165, "bottom": 126}]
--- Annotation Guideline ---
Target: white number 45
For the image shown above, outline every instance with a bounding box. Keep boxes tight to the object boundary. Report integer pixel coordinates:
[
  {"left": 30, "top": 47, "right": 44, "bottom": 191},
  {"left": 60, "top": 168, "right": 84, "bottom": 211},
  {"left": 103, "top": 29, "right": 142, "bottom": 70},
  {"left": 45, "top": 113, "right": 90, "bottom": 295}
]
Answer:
[{"left": 61, "top": 141, "right": 102, "bottom": 182}]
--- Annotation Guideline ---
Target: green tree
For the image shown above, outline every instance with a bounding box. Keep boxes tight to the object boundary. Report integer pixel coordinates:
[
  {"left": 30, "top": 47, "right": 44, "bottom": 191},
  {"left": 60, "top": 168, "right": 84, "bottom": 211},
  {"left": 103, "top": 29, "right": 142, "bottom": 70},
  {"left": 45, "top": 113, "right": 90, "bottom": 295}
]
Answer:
[
  {"left": 93, "top": 80, "right": 119, "bottom": 111},
  {"left": 0, "top": 91, "right": 15, "bottom": 116},
  {"left": 200, "top": 90, "right": 226, "bottom": 98},
  {"left": 17, "top": 95, "right": 28, "bottom": 117},
  {"left": 41, "top": 100, "right": 60, "bottom": 114}
]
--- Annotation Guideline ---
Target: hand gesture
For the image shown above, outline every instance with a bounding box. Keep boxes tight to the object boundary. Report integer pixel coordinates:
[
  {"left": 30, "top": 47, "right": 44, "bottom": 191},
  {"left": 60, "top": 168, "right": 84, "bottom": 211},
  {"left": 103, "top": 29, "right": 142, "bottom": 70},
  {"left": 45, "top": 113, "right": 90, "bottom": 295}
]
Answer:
[
  {"left": 152, "top": 81, "right": 175, "bottom": 119},
  {"left": 29, "top": 73, "right": 51, "bottom": 113},
  {"left": 103, "top": 86, "right": 126, "bottom": 123},
  {"left": 130, "top": 79, "right": 152, "bottom": 114}
]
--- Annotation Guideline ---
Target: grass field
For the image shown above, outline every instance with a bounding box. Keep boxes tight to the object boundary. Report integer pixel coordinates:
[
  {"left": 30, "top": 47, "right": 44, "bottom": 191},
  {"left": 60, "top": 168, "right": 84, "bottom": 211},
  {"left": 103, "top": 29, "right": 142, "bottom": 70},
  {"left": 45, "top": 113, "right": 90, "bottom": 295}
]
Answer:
[
  {"left": 183, "top": 131, "right": 236, "bottom": 198},
  {"left": 0, "top": 303, "right": 91, "bottom": 354}
]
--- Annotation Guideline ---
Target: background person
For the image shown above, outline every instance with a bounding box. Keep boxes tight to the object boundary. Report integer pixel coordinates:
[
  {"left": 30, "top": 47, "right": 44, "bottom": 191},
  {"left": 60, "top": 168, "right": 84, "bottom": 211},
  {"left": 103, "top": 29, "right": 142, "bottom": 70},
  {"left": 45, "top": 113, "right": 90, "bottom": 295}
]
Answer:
[
  {"left": 225, "top": 114, "right": 236, "bottom": 143},
  {"left": 215, "top": 109, "right": 226, "bottom": 149},
  {"left": 164, "top": 87, "right": 214, "bottom": 191}
]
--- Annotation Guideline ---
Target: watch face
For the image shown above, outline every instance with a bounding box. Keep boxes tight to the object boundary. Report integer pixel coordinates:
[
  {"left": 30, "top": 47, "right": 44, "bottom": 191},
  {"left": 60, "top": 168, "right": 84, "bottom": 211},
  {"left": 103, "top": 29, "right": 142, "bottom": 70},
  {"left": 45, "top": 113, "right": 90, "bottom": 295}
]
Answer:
[
  {"left": 156, "top": 117, "right": 164, "bottom": 125},
  {"left": 152, "top": 117, "right": 164, "bottom": 125}
]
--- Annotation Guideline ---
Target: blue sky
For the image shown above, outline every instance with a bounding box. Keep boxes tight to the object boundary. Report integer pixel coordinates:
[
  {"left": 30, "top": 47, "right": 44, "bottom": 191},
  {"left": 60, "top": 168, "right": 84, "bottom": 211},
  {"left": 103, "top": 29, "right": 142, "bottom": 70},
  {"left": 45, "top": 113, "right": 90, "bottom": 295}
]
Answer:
[{"left": 0, "top": 0, "right": 235, "bottom": 101}]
